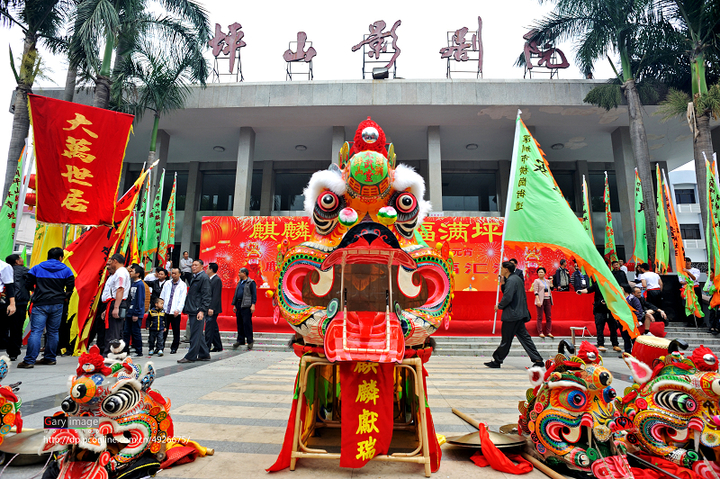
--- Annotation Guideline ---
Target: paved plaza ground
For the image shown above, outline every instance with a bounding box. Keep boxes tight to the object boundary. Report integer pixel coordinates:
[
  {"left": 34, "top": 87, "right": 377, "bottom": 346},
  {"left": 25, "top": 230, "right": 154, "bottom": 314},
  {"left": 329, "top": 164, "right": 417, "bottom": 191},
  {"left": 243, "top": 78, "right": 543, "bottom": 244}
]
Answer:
[{"left": 0, "top": 344, "right": 635, "bottom": 479}]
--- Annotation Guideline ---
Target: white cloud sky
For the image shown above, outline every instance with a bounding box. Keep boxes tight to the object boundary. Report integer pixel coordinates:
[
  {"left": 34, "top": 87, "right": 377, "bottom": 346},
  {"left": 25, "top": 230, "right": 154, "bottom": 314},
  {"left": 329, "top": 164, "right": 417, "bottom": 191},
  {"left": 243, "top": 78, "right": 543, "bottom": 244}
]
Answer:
[{"left": 0, "top": 0, "right": 617, "bottom": 183}]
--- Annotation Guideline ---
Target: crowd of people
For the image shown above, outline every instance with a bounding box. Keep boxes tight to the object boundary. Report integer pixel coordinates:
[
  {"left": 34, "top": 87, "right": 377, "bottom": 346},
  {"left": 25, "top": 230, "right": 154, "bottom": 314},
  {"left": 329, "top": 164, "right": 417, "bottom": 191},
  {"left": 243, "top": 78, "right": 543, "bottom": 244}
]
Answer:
[
  {"left": 0, "top": 248, "right": 258, "bottom": 367},
  {"left": 485, "top": 255, "right": 690, "bottom": 368}
]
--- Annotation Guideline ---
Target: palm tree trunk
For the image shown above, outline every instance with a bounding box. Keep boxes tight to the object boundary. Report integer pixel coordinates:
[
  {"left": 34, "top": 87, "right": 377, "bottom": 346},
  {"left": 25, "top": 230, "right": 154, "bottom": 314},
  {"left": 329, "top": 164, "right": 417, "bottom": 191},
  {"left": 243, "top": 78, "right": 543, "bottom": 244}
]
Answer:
[
  {"left": 93, "top": 76, "right": 111, "bottom": 109},
  {"left": 694, "top": 112, "right": 712, "bottom": 234},
  {"left": 623, "top": 79, "right": 657, "bottom": 266},
  {"left": 63, "top": 66, "right": 77, "bottom": 102},
  {"left": 3, "top": 34, "right": 36, "bottom": 199}
]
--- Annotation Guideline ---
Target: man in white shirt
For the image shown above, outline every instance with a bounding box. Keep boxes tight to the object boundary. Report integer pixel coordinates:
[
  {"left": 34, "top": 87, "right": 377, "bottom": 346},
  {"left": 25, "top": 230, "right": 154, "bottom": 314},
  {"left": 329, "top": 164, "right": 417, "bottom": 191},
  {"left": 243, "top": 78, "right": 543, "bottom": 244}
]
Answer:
[
  {"left": 635, "top": 262, "right": 663, "bottom": 309},
  {"left": 618, "top": 259, "right": 628, "bottom": 274},
  {"left": 101, "top": 253, "right": 130, "bottom": 355},
  {"left": 160, "top": 268, "right": 187, "bottom": 354},
  {"left": 0, "top": 260, "right": 16, "bottom": 352}
]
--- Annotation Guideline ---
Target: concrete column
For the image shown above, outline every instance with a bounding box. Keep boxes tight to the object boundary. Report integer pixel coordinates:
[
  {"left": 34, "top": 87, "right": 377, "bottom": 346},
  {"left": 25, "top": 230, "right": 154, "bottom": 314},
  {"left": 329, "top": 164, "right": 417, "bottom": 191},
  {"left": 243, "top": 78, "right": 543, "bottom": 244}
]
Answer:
[
  {"left": 180, "top": 161, "right": 201, "bottom": 258},
  {"left": 259, "top": 160, "right": 275, "bottom": 215},
  {"left": 427, "top": 126, "right": 443, "bottom": 210},
  {"left": 332, "top": 126, "right": 345, "bottom": 165},
  {"left": 232, "top": 127, "right": 256, "bottom": 215},
  {"left": 497, "top": 160, "right": 510, "bottom": 212},
  {"left": 611, "top": 127, "right": 636, "bottom": 252},
  {"left": 149, "top": 130, "right": 170, "bottom": 202}
]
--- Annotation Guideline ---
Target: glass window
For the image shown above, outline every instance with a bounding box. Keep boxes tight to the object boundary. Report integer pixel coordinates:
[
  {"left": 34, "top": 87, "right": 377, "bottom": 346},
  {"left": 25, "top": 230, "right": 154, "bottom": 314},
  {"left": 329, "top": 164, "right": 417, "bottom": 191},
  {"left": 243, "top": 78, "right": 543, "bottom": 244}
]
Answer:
[
  {"left": 680, "top": 223, "right": 701, "bottom": 240},
  {"left": 250, "top": 171, "right": 262, "bottom": 210},
  {"left": 274, "top": 173, "right": 312, "bottom": 211},
  {"left": 200, "top": 172, "right": 236, "bottom": 211},
  {"left": 675, "top": 188, "right": 696, "bottom": 204},
  {"left": 162, "top": 172, "right": 188, "bottom": 211},
  {"left": 441, "top": 173, "right": 498, "bottom": 211},
  {"left": 554, "top": 172, "right": 576, "bottom": 212},
  {"left": 589, "top": 171, "right": 619, "bottom": 213}
]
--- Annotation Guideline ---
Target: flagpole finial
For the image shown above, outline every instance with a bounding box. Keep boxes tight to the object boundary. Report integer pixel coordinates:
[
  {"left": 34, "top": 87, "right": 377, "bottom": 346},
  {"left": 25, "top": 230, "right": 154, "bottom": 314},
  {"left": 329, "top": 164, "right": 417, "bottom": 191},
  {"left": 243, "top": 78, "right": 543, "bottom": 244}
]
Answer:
[{"left": 517, "top": 109, "right": 522, "bottom": 118}]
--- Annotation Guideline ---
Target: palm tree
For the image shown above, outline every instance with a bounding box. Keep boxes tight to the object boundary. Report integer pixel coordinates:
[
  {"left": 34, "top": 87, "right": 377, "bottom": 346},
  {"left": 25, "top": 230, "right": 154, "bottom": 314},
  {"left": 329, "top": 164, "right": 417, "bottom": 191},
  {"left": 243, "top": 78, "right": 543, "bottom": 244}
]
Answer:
[
  {"left": 656, "top": 0, "right": 720, "bottom": 232},
  {"left": 0, "top": 0, "right": 70, "bottom": 198},
  {"left": 115, "top": 39, "right": 206, "bottom": 164},
  {"left": 528, "top": 0, "right": 673, "bottom": 264},
  {"left": 70, "top": 0, "right": 209, "bottom": 109}
]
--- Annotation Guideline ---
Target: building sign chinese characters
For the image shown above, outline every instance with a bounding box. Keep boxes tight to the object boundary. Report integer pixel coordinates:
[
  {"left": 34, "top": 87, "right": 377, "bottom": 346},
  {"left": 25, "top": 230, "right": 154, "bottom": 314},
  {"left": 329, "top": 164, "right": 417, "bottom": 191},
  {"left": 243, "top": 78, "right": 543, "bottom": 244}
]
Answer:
[
  {"left": 352, "top": 20, "right": 402, "bottom": 79},
  {"left": 28, "top": 94, "right": 134, "bottom": 225},
  {"left": 440, "top": 17, "right": 483, "bottom": 78},
  {"left": 284, "top": 31, "right": 316, "bottom": 80},
  {"left": 209, "top": 22, "right": 246, "bottom": 81},
  {"left": 522, "top": 30, "right": 569, "bottom": 79}
]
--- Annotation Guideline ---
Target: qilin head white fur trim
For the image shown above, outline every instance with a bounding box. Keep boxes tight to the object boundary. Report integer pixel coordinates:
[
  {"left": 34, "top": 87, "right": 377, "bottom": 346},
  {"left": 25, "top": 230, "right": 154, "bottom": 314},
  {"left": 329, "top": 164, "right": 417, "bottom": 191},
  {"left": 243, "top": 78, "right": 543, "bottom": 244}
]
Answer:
[{"left": 303, "top": 168, "right": 346, "bottom": 215}]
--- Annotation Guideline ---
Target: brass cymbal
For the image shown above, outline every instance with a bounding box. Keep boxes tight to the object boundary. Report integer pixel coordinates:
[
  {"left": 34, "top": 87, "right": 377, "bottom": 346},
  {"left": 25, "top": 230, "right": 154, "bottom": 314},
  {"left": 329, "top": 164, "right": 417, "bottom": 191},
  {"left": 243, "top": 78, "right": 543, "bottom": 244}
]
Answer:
[{"left": 445, "top": 429, "right": 527, "bottom": 449}]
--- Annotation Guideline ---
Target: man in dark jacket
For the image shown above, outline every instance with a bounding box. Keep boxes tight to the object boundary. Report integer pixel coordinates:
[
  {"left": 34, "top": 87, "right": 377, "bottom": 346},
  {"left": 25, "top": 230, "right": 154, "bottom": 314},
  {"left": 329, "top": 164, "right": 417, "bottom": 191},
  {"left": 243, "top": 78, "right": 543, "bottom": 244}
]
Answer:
[
  {"left": 147, "top": 268, "right": 168, "bottom": 309},
  {"left": 571, "top": 264, "right": 589, "bottom": 291},
  {"left": 577, "top": 282, "right": 621, "bottom": 353},
  {"left": 232, "top": 267, "right": 257, "bottom": 350},
  {"left": 5, "top": 254, "right": 28, "bottom": 361},
  {"left": 611, "top": 261, "right": 629, "bottom": 288},
  {"left": 553, "top": 259, "right": 571, "bottom": 291},
  {"left": 178, "top": 260, "right": 211, "bottom": 363},
  {"left": 205, "top": 263, "right": 224, "bottom": 352},
  {"left": 485, "top": 261, "right": 544, "bottom": 369},
  {"left": 123, "top": 264, "right": 145, "bottom": 357},
  {"left": 18, "top": 247, "right": 74, "bottom": 368}
]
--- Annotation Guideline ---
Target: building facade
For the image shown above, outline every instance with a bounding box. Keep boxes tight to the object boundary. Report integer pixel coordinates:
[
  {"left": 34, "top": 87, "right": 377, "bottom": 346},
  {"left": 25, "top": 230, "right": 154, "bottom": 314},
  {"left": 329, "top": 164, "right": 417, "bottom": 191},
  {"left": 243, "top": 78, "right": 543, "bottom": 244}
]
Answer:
[{"left": 36, "top": 79, "right": 720, "bottom": 266}]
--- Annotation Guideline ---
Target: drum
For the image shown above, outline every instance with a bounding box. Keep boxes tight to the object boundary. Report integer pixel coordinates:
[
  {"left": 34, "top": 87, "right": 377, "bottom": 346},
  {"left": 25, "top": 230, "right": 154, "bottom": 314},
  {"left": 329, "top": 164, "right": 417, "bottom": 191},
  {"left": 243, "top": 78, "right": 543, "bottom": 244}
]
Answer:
[{"left": 632, "top": 335, "right": 671, "bottom": 366}]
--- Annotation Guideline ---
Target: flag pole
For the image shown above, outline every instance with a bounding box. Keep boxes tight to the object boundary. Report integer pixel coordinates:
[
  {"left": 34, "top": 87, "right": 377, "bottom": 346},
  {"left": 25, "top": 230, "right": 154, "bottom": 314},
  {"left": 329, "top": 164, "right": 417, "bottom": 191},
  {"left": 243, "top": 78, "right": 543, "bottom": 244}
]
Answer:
[{"left": 493, "top": 109, "right": 522, "bottom": 334}]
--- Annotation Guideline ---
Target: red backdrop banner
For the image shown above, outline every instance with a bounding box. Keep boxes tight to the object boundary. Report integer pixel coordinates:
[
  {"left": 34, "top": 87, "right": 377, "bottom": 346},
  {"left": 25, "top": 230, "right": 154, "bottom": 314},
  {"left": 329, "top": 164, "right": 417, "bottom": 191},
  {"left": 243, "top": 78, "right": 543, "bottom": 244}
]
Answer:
[{"left": 28, "top": 94, "right": 134, "bottom": 225}]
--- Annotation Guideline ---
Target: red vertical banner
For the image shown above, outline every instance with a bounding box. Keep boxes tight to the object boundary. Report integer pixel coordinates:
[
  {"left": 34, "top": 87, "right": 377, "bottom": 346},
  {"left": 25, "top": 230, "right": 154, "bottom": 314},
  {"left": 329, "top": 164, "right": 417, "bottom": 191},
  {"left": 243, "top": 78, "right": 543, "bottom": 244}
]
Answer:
[
  {"left": 339, "top": 362, "right": 394, "bottom": 468},
  {"left": 28, "top": 94, "right": 134, "bottom": 225}
]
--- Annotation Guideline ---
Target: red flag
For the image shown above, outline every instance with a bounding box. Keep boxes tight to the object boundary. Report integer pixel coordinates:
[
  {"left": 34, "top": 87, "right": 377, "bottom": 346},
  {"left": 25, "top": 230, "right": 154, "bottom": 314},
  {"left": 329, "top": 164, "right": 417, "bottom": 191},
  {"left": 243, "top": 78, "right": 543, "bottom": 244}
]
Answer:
[
  {"left": 339, "top": 362, "right": 394, "bottom": 468},
  {"left": 64, "top": 171, "right": 148, "bottom": 353},
  {"left": 28, "top": 94, "right": 134, "bottom": 225}
]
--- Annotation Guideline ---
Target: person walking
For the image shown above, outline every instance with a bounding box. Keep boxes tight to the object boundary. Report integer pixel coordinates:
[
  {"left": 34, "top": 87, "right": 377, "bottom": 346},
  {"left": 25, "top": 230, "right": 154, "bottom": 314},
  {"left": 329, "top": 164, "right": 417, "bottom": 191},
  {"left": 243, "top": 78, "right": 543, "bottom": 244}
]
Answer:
[
  {"left": 147, "top": 297, "right": 166, "bottom": 356},
  {"left": 18, "top": 248, "right": 74, "bottom": 368},
  {"left": 532, "top": 267, "right": 553, "bottom": 338},
  {"left": 577, "top": 282, "right": 622, "bottom": 353},
  {"left": 123, "top": 264, "right": 145, "bottom": 357},
  {"left": 232, "top": 267, "right": 256, "bottom": 350},
  {"left": 160, "top": 268, "right": 187, "bottom": 354},
  {"left": 5, "top": 254, "right": 27, "bottom": 361},
  {"left": 553, "top": 259, "right": 571, "bottom": 292},
  {"left": 179, "top": 251, "right": 193, "bottom": 284},
  {"left": 484, "top": 261, "right": 544, "bottom": 369},
  {"left": 205, "top": 263, "right": 224, "bottom": 352},
  {"left": 100, "top": 254, "right": 130, "bottom": 356},
  {"left": 178, "top": 260, "right": 211, "bottom": 363}
]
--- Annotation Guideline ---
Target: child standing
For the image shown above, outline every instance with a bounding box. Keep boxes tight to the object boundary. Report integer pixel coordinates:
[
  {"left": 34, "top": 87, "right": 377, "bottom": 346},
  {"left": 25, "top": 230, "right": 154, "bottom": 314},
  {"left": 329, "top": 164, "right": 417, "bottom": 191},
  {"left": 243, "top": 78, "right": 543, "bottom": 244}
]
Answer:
[{"left": 147, "top": 297, "right": 166, "bottom": 356}]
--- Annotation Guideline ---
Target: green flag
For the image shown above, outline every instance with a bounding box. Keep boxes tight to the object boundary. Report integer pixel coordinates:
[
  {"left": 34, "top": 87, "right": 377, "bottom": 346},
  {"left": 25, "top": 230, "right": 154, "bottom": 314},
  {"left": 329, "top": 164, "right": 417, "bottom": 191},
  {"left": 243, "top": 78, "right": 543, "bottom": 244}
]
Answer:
[
  {"left": 159, "top": 173, "right": 177, "bottom": 264},
  {"left": 21, "top": 245, "right": 27, "bottom": 266},
  {"left": 581, "top": 175, "right": 593, "bottom": 242},
  {"left": 136, "top": 175, "right": 149, "bottom": 260},
  {"left": 654, "top": 165, "right": 669, "bottom": 274},
  {"left": 0, "top": 151, "right": 24, "bottom": 258},
  {"left": 706, "top": 158, "right": 720, "bottom": 305},
  {"left": 503, "top": 115, "right": 636, "bottom": 337},
  {"left": 631, "top": 169, "right": 648, "bottom": 266},
  {"left": 142, "top": 170, "right": 164, "bottom": 270},
  {"left": 603, "top": 172, "right": 618, "bottom": 263}
]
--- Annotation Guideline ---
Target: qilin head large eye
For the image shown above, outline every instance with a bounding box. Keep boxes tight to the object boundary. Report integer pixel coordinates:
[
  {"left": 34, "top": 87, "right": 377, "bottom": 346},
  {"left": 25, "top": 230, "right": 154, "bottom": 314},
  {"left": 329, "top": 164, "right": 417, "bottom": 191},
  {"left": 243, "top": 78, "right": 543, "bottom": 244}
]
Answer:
[
  {"left": 603, "top": 386, "right": 617, "bottom": 403},
  {"left": 654, "top": 390, "right": 697, "bottom": 414},
  {"left": 396, "top": 193, "right": 416, "bottom": 213},
  {"left": 61, "top": 396, "right": 79, "bottom": 414},
  {"left": 318, "top": 192, "right": 339, "bottom": 212},
  {"left": 101, "top": 385, "right": 140, "bottom": 417},
  {"left": 558, "top": 389, "right": 588, "bottom": 410}
]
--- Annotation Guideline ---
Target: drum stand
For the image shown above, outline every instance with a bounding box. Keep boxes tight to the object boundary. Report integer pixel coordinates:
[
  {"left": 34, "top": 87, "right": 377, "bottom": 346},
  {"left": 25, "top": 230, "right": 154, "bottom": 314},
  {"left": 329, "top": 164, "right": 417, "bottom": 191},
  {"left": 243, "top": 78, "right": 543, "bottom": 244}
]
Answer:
[
  {"left": 569, "top": 326, "right": 592, "bottom": 349},
  {"left": 289, "top": 355, "right": 433, "bottom": 477}
]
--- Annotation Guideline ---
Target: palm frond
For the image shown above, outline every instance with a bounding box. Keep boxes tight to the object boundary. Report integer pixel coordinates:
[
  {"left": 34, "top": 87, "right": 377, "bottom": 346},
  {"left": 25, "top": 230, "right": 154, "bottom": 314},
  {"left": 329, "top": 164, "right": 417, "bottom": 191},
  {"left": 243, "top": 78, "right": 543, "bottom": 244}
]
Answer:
[
  {"left": 584, "top": 81, "right": 623, "bottom": 110},
  {"left": 657, "top": 87, "right": 691, "bottom": 120}
]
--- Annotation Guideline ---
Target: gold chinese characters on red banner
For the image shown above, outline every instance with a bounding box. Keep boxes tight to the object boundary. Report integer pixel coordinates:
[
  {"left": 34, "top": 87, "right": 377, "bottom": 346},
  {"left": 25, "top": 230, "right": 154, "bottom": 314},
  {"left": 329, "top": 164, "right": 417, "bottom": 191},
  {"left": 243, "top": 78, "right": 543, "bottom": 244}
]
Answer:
[
  {"left": 28, "top": 94, "right": 134, "bottom": 225},
  {"left": 200, "top": 216, "right": 574, "bottom": 293}
]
